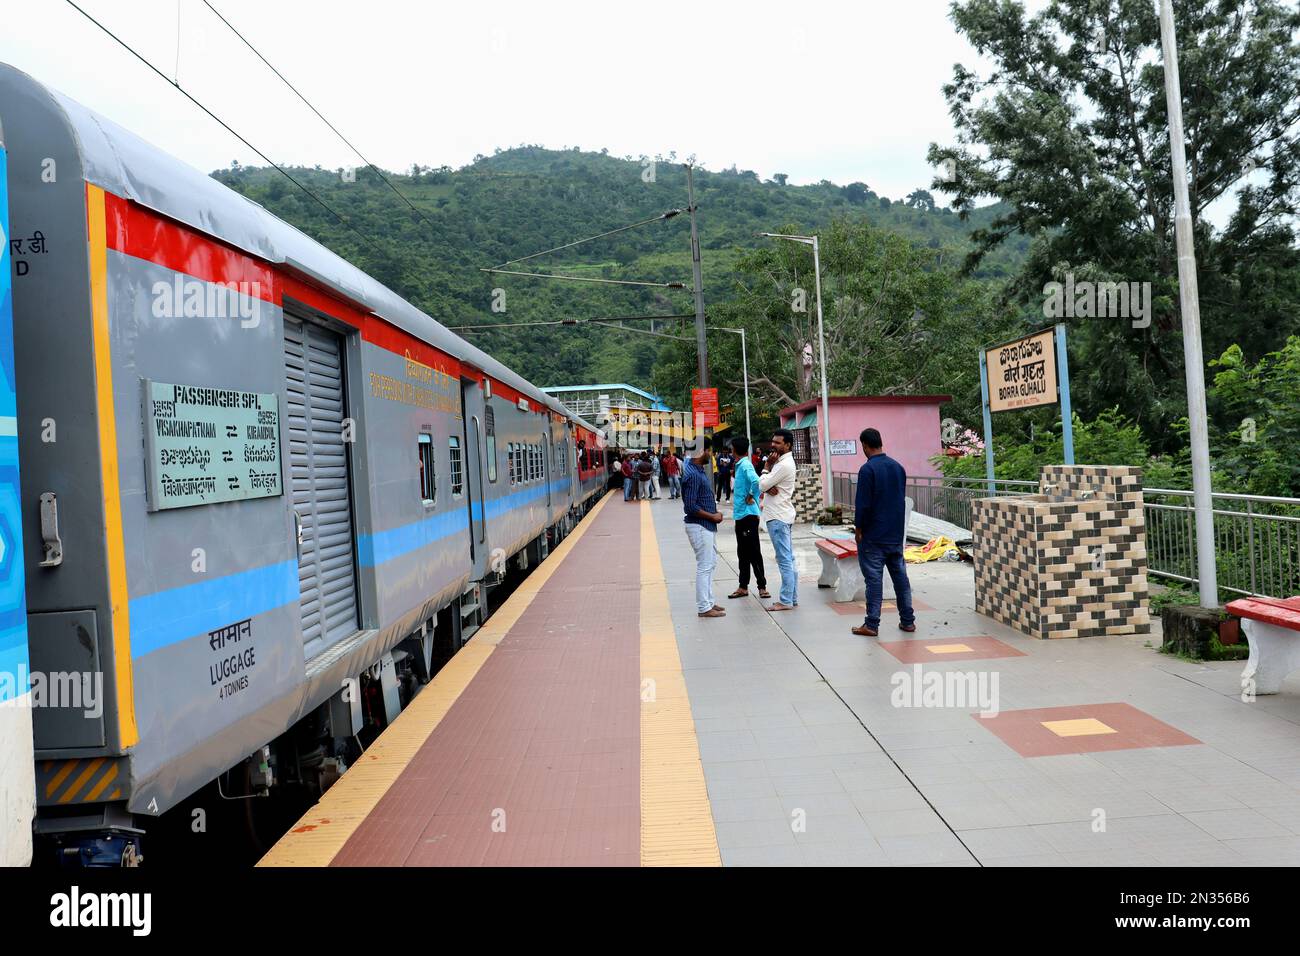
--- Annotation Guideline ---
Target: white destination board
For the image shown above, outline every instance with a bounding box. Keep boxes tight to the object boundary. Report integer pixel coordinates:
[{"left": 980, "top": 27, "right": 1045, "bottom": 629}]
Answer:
[{"left": 143, "top": 379, "right": 282, "bottom": 511}]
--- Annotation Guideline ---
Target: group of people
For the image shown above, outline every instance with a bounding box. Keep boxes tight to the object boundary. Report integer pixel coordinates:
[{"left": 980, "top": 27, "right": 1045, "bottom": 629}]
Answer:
[
  {"left": 609, "top": 447, "right": 682, "bottom": 501},
  {"left": 679, "top": 426, "right": 916, "bottom": 639}
]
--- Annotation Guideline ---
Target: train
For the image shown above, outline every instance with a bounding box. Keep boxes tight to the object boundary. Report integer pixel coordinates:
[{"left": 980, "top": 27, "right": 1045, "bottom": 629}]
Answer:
[{"left": 0, "top": 62, "right": 610, "bottom": 865}]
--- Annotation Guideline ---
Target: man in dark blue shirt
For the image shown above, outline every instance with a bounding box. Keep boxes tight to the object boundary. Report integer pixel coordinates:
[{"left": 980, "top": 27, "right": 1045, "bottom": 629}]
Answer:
[
  {"left": 851, "top": 428, "right": 916, "bottom": 637},
  {"left": 681, "top": 438, "right": 726, "bottom": 618}
]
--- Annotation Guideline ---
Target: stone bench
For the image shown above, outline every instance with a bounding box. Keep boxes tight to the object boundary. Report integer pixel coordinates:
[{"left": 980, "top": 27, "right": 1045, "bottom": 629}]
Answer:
[
  {"left": 1226, "top": 595, "right": 1300, "bottom": 695},
  {"left": 815, "top": 497, "right": 912, "bottom": 603}
]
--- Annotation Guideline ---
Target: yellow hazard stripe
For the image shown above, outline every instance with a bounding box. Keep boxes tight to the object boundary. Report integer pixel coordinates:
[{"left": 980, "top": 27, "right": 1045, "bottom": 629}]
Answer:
[
  {"left": 639, "top": 504, "right": 720, "bottom": 866},
  {"left": 86, "top": 184, "right": 137, "bottom": 748}
]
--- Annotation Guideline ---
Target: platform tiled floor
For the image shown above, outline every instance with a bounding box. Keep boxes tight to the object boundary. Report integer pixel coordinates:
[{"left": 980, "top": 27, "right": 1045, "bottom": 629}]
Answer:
[
  {"left": 266, "top": 493, "right": 1300, "bottom": 867},
  {"left": 650, "top": 500, "right": 1300, "bottom": 867}
]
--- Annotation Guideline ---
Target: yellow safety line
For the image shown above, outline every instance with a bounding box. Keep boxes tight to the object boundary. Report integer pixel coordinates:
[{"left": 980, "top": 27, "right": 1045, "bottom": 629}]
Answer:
[
  {"left": 258, "top": 492, "right": 613, "bottom": 867},
  {"left": 86, "top": 184, "right": 138, "bottom": 748},
  {"left": 639, "top": 506, "right": 721, "bottom": 866}
]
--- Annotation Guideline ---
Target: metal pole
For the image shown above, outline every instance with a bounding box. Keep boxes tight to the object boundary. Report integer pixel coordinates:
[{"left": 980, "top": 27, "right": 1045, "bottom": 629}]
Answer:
[
  {"left": 686, "top": 164, "right": 708, "bottom": 390},
  {"left": 1159, "top": 0, "right": 1218, "bottom": 607},
  {"left": 811, "top": 236, "right": 832, "bottom": 508},
  {"left": 979, "top": 349, "right": 996, "bottom": 496},
  {"left": 1055, "top": 323, "right": 1075, "bottom": 465}
]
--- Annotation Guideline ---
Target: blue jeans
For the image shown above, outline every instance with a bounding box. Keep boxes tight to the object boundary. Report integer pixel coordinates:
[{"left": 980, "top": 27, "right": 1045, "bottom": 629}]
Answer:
[
  {"left": 860, "top": 543, "right": 915, "bottom": 630},
  {"left": 669, "top": 475, "right": 682, "bottom": 498},
  {"left": 623, "top": 478, "right": 632, "bottom": 501},
  {"left": 685, "top": 523, "right": 717, "bottom": 613},
  {"left": 766, "top": 519, "right": 797, "bottom": 606}
]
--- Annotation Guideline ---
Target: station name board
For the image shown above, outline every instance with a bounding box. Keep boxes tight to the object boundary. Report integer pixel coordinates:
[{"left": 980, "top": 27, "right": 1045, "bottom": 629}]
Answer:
[{"left": 985, "top": 330, "right": 1059, "bottom": 413}]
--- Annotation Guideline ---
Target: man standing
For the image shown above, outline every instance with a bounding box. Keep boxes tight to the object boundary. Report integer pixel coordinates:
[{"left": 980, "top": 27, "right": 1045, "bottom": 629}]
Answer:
[
  {"left": 636, "top": 452, "right": 653, "bottom": 500},
  {"left": 682, "top": 438, "right": 726, "bottom": 618},
  {"left": 758, "top": 428, "right": 798, "bottom": 611},
  {"left": 621, "top": 453, "right": 636, "bottom": 502},
  {"left": 649, "top": 448, "right": 662, "bottom": 499},
  {"left": 851, "top": 428, "right": 916, "bottom": 637},
  {"left": 716, "top": 447, "right": 734, "bottom": 501},
  {"left": 663, "top": 446, "right": 681, "bottom": 499},
  {"left": 726, "top": 436, "right": 769, "bottom": 600}
]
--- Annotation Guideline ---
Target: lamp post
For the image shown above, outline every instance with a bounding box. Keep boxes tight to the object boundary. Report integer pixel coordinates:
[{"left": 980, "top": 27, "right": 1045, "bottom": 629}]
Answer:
[
  {"left": 758, "top": 232, "right": 832, "bottom": 508},
  {"left": 713, "top": 327, "right": 751, "bottom": 442}
]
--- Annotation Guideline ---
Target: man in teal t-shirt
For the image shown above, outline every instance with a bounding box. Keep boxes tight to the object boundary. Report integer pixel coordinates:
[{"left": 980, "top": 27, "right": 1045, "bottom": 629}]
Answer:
[{"left": 726, "top": 436, "right": 768, "bottom": 599}]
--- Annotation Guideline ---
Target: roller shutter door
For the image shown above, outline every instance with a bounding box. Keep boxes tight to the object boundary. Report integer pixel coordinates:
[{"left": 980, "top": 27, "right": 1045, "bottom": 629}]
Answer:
[{"left": 284, "top": 318, "right": 358, "bottom": 657}]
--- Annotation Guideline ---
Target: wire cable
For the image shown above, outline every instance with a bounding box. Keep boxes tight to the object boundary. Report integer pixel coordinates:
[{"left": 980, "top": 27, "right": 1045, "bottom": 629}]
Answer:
[
  {"left": 199, "top": 0, "right": 442, "bottom": 233},
  {"left": 63, "top": 0, "right": 378, "bottom": 254},
  {"left": 480, "top": 267, "right": 686, "bottom": 289},
  {"left": 487, "top": 210, "right": 683, "bottom": 270}
]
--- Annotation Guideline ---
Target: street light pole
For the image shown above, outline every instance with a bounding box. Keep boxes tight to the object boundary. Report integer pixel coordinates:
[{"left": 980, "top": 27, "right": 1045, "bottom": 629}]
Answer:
[
  {"left": 1158, "top": 0, "right": 1218, "bottom": 607},
  {"left": 715, "top": 327, "right": 751, "bottom": 441},
  {"left": 758, "top": 232, "right": 833, "bottom": 508}
]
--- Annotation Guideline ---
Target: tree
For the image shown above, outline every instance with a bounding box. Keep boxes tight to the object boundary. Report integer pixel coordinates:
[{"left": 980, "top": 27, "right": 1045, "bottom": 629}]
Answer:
[
  {"left": 906, "top": 189, "right": 935, "bottom": 211},
  {"left": 652, "top": 219, "right": 1016, "bottom": 434},
  {"left": 927, "top": 0, "right": 1300, "bottom": 449},
  {"left": 773, "top": 173, "right": 789, "bottom": 186}
]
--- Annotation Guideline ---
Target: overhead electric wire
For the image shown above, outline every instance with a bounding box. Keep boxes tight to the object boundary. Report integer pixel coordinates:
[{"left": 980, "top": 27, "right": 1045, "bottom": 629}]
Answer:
[
  {"left": 487, "top": 210, "right": 683, "bottom": 270},
  {"left": 63, "top": 0, "right": 378, "bottom": 254},
  {"left": 479, "top": 268, "right": 686, "bottom": 289},
  {"left": 199, "top": 0, "right": 442, "bottom": 233},
  {"left": 449, "top": 315, "right": 696, "bottom": 342}
]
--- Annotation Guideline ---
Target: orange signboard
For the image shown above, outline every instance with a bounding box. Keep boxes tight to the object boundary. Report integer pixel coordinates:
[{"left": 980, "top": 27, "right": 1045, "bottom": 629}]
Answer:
[{"left": 691, "top": 388, "right": 720, "bottom": 428}]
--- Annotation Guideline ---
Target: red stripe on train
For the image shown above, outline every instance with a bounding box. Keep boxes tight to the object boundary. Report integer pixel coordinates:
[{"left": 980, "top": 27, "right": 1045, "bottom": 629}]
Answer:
[{"left": 100, "top": 190, "right": 457, "bottom": 374}]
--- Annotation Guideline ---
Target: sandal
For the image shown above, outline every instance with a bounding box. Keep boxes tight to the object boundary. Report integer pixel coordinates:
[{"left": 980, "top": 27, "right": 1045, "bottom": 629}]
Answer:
[
  {"left": 727, "top": 589, "right": 748, "bottom": 599},
  {"left": 758, "top": 589, "right": 771, "bottom": 599}
]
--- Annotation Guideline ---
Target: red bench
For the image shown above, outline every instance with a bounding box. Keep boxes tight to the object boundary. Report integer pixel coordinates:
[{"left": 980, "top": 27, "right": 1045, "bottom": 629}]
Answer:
[
  {"left": 1226, "top": 595, "right": 1300, "bottom": 697},
  {"left": 816, "top": 539, "right": 862, "bottom": 602}
]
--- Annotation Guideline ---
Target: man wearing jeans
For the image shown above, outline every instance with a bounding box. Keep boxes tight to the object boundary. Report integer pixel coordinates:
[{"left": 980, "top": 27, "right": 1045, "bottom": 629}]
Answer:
[
  {"left": 681, "top": 438, "right": 726, "bottom": 618},
  {"left": 758, "top": 428, "right": 798, "bottom": 611},
  {"left": 851, "top": 428, "right": 917, "bottom": 637}
]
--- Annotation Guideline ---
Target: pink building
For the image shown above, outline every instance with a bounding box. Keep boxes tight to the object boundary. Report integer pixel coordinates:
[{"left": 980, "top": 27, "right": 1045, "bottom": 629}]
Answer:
[{"left": 777, "top": 395, "right": 952, "bottom": 482}]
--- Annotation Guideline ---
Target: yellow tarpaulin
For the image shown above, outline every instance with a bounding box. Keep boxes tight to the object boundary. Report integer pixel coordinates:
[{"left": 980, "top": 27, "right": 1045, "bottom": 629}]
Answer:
[{"left": 904, "top": 536, "right": 960, "bottom": 563}]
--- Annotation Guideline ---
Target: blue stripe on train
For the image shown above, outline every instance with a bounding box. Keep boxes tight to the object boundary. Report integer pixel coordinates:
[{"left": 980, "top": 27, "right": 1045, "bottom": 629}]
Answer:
[{"left": 128, "top": 478, "right": 582, "bottom": 657}]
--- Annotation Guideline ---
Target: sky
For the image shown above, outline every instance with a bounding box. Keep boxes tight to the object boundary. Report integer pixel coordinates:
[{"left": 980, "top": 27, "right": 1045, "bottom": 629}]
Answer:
[{"left": 2, "top": 0, "right": 994, "bottom": 200}]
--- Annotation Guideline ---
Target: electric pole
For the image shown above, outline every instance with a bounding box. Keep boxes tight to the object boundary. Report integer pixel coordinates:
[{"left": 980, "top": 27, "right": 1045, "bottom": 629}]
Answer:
[{"left": 687, "top": 164, "right": 708, "bottom": 389}]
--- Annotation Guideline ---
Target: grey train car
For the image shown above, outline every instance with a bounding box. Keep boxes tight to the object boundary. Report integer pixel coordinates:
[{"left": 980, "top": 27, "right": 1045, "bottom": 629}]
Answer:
[{"left": 0, "top": 63, "right": 607, "bottom": 864}]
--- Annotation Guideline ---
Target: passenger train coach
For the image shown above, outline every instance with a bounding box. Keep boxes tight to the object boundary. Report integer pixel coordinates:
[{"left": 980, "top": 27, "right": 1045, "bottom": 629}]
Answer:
[{"left": 0, "top": 63, "right": 608, "bottom": 865}]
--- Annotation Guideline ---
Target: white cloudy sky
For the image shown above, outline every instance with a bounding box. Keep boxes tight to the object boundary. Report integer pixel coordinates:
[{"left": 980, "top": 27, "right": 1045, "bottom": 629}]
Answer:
[{"left": 4, "top": 0, "right": 999, "bottom": 199}]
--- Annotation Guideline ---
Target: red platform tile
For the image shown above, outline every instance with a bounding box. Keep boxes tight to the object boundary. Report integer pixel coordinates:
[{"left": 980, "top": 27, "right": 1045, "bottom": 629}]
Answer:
[
  {"left": 973, "top": 702, "right": 1200, "bottom": 757},
  {"left": 331, "top": 498, "right": 645, "bottom": 866},
  {"left": 878, "top": 635, "right": 1027, "bottom": 663}
]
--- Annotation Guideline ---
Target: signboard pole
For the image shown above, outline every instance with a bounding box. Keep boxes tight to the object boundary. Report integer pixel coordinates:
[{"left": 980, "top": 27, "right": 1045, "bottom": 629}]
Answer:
[
  {"left": 979, "top": 349, "right": 996, "bottom": 495},
  {"left": 1054, "top": 323, "right": 1075, "bottom": 465}
]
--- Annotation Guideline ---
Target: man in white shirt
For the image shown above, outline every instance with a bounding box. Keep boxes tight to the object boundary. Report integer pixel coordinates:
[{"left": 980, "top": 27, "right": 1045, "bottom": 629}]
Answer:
[{"left": 758, "top": 428, "right": 798, "bottom": 611}]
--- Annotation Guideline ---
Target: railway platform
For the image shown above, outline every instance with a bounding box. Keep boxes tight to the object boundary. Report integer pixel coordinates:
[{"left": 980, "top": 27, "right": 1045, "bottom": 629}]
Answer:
[{"left": 259, "top": 494, "right": 1300, "bottom": 867}]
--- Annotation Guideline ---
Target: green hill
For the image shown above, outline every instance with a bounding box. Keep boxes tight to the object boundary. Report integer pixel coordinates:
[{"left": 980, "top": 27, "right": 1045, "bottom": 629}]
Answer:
[{"left": 212, "top": 147, "right": 1027, "bottom": 390}]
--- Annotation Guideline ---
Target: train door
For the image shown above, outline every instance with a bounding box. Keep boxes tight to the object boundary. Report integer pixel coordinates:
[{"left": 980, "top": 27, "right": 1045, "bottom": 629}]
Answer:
[
  {"left": 544, "top": 431, "right": 552, "bottom": 510},
  {"left": 460, "top": 378, "right": 488, "bottom": 580},
  {"left": 284, "top": 315, "right": 359, "bottom": 659}
]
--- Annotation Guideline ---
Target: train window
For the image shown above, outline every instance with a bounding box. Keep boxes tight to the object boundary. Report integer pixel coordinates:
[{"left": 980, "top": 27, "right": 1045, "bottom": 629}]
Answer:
[
  {"left": 419, "top": 434, "right": 435, "bottom": 504},
  {"left": 449, "top": 436, "right": 464, "bottom": 497},
  {"left": 485, "top": 406, "right": 497, "bottom": 483},
  {"left": 507, "top": 442, "right": 515, "bottom": 485}
]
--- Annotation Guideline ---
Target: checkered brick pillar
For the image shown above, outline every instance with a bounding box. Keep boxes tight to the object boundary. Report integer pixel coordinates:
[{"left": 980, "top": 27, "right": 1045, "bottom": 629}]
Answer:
[
  {"left": 972, "top": 497, "right": 1042, "bottom": 637},
  {"left": 793, "top": 462, "right": 823, "bottom": 523},
  {"left": 972, "top": 465, "right": 1151, "bottom": 639}
]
